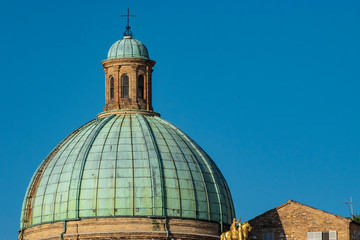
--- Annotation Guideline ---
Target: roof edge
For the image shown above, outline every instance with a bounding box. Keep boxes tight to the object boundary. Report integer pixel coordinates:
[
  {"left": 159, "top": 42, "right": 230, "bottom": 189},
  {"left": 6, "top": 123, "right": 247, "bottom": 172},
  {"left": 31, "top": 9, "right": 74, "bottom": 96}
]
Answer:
[{"left": 249, "top": 200, "right": 352, "bottom": 223}]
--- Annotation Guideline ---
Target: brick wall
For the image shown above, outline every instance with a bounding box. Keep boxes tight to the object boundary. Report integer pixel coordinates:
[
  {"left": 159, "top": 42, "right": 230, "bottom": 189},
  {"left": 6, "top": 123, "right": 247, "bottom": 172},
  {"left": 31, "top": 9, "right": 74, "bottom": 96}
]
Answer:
[
  {"left": 350, "top": 222, "right": 360, "bottom": 240},
  {"left": 249, "top": 200, "right": 352, "bottom": 240}
]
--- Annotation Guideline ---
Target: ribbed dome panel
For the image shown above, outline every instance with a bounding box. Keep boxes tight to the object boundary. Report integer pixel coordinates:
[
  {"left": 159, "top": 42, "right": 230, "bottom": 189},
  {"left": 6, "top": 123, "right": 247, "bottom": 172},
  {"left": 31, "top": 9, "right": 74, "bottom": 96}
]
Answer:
[
  {"left": 21, "top": 114, "right": 234, "bottom": 229},
  {"left": 107, "top": 38, "right": 149, "bottom": 59}
]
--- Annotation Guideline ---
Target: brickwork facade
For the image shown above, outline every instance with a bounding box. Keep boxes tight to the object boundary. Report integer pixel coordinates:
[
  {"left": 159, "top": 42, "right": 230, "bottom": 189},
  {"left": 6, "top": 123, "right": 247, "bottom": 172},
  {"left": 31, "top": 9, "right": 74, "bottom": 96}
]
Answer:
[
  {"left": 19, "top": 217, "right": 228, "bottom": 240},
  {"left": 249, "top": 200, "right": 359, "bottom": 240},
  {"left": 102, "top": 58, "right": 156, "bottom": 112},
  {"left": 350, "top": 222, "right": 360, "bottom": 240}
]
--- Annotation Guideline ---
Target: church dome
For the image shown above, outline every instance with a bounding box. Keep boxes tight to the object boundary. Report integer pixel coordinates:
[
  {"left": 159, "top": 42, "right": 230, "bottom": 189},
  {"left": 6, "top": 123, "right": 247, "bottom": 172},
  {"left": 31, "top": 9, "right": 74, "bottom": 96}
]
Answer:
[
  {"left": 107, "top": 37, "right": 149, "bottom": 60},
  {"left": 20, "top": 16, "right": 236, "bottom": 239},
  {"left": 21, "top": 114, "right": 234, "bottom": 229}
]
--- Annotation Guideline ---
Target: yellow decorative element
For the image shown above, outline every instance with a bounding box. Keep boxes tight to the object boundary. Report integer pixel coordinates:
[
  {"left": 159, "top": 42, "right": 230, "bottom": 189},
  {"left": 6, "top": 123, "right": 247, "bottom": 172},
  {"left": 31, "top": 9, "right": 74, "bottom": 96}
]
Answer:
[{"left": 220, "top": 218, "right": 252, "bottom": 240}]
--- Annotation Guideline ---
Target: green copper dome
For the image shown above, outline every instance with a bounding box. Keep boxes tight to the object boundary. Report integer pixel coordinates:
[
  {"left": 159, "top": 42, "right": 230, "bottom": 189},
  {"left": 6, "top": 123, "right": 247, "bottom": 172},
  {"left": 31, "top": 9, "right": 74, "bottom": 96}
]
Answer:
[
  {"left": 21, "top": 114, "right": 235, "bottom": 229},
  {"left": 107, "top": 37, "right": 149, "bottom": 60}
]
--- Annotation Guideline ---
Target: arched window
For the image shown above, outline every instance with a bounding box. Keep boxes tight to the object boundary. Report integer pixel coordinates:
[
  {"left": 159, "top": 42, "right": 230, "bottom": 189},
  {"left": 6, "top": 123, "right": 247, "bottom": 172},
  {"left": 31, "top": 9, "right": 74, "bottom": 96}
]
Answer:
[
  {"left": 121, "top": 74, "right": 129, "bottom": 98},
  {"left": 109, "top": 76, "right": 114, "bottom": 100},
  {"left": 137, "top": 75, "right": 144, "bottom": 99}
]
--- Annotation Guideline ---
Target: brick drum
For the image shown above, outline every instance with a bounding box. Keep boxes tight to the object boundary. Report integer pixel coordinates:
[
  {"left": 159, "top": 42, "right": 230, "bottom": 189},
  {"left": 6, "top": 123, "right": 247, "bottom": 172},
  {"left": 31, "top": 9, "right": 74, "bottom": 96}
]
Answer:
[
  {"left": 19, "top": 217, "right": 228, "bottom": 240},
  {"left": 102, "top": 58, "right": 155, "bottom": 112}
]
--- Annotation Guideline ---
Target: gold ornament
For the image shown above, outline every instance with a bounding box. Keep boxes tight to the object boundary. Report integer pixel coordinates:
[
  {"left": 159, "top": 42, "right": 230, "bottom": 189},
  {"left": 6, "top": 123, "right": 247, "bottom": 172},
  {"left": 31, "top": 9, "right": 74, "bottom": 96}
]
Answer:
[{"left": 220, "top": 218, "right": 252, "bottom": 240}]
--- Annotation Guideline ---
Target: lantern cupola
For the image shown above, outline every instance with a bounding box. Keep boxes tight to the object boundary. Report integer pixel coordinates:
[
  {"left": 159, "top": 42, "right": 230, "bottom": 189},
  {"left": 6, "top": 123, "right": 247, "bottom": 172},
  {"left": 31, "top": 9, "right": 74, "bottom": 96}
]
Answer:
[{"left": 100, "top": 24, "right": 156, "bottom": 117}]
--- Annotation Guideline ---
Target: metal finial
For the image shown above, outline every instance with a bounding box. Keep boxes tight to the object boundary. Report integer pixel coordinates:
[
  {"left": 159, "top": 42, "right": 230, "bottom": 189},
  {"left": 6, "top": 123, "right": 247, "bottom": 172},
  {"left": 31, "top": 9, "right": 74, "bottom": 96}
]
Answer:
[{"left": 120, "top": 8, "right": 136, "bottom": 37}]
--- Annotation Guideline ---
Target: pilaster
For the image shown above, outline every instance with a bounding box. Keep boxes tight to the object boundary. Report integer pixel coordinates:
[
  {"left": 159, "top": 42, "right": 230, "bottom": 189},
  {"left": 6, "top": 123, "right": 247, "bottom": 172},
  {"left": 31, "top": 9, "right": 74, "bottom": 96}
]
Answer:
[{"left": 102, "top": 58, "right": 155, "bottom": 112}]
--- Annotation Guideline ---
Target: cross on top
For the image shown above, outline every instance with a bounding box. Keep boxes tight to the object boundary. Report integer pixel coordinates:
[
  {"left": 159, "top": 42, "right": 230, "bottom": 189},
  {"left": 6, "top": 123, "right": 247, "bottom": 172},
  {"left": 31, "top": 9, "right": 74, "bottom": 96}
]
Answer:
[{"left": 120, "top": 8, "right": 136, "bottom": 37}]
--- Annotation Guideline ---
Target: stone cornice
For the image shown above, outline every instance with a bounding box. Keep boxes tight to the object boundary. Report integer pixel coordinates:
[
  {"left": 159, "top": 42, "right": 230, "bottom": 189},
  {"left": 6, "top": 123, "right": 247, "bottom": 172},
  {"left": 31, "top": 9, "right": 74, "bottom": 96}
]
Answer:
[
  {"left": 101, "top": 58, "right": 156, "bottom": 68},
  {"left": 97, "top": 109, "right": 161, "bottom": 118}
]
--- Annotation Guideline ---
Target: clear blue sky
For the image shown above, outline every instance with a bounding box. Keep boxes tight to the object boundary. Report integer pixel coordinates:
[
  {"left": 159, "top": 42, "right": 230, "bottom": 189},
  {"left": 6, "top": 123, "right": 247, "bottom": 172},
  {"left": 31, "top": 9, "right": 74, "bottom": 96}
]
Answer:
[{"left": 1, "top": 0, "right": 359, "bottom": 239}]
